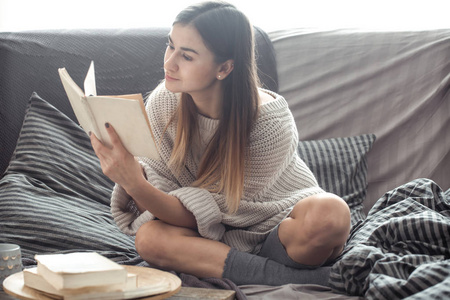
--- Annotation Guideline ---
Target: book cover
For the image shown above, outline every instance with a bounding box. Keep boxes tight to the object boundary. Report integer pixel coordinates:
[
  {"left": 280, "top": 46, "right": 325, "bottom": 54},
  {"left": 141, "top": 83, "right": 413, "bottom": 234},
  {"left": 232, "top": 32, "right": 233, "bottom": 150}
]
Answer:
[{"left": 35, "top": 252, "right": 127, "bottom": 290}]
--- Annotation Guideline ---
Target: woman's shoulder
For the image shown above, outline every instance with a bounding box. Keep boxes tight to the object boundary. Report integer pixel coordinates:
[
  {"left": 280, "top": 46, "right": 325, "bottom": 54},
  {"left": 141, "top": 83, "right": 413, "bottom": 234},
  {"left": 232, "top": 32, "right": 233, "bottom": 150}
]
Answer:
[
  {"left": 257, "top": 88, "right": 289, "bottom": 115},
  {"left": 248, "top": 89, "right": 298, "bottom": 159},
  {"left": 258, "top": 89, "right": 276, "bottom": 105},
  {"left": 251, "top": 89, "right": 296, "bottom": 141}
]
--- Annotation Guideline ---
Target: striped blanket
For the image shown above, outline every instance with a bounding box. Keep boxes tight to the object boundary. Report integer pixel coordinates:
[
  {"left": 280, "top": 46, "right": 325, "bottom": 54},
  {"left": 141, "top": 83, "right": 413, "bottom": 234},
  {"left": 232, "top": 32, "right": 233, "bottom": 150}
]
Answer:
[{"left": 330, "top": 178, "right": 450, "bottom": 299}]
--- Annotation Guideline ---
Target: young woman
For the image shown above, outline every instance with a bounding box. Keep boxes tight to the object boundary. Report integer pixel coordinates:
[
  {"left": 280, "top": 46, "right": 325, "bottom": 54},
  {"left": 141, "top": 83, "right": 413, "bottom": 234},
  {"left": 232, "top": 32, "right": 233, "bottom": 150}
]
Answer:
[{"left": 90, "top": 1, "right": 351, "bottom": 286}]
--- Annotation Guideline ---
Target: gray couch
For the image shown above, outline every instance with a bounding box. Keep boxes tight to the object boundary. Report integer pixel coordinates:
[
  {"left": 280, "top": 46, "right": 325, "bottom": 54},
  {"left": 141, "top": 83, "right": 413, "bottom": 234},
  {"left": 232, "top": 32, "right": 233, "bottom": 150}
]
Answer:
[
  {"left": 1, "top": 26, "right": 449, "bottom": 299},
  {"left": 270, "top": 28, "right": 449, "bottom": 214}
]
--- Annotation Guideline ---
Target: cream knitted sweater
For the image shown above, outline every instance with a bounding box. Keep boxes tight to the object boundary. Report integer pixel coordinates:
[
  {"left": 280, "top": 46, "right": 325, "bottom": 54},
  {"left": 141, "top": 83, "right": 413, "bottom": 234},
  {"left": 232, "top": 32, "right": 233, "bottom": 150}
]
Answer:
[{"left": 110, "top": 83, "right": 324, "bottom": 254}]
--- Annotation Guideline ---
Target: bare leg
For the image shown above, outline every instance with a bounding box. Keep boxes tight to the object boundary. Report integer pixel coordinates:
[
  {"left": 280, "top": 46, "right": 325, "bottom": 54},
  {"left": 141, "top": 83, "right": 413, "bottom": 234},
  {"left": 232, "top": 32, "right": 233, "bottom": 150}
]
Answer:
[
  {"left": 136, "top": 193, "right": 350, "bottom": 283},
  {"left": 135, "top": 220, "right": 230, "bottom": 278},
  {"left": 278, "top": 193, "right": 351, "bottom": 266},
  {"left": 137, "top": 220, "right": 334, "bottom": 286}
]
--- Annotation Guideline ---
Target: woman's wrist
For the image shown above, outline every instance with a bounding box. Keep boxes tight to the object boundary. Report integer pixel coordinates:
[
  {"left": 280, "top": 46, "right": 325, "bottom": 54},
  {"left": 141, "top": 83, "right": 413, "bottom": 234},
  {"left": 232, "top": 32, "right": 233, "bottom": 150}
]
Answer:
[
  {"left": 126, "top": 174, "right": 157, "bottom": 214},
  {"left": 124, "top": 173, "right": 152, "bottom": 199}
]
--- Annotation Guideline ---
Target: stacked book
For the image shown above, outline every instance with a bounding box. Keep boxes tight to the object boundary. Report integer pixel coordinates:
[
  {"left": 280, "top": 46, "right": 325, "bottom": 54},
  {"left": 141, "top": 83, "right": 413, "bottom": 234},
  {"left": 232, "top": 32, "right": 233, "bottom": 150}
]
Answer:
[{"left": 23, "top": 252, "right": 170, "bottom": 299}]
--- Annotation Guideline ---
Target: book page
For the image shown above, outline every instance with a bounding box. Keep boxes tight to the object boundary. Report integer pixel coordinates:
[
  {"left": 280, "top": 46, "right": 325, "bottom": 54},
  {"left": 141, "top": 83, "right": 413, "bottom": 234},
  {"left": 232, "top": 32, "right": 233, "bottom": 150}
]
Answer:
[
  {"left": 58, "top": 68, "right": 99, "bottom": 137},
  {"left": 108, "top": 94, "right": 152, "bottom": 131},
  {"left": 84, "top": 61, "right": 97, "bottom": 97},
  {"left": 87, "top": 96, "right": 159, "bottom": 159}
]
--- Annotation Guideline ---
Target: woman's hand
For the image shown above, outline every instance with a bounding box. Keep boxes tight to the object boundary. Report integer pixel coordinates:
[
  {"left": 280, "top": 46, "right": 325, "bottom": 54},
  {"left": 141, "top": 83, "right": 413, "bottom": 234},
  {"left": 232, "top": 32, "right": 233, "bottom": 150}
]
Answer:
[
  {"left": 90, "top": 123, "right": 145, "bottom": 194},
  {"left": 90, "top": 123, "right": 197, "bottom": 229}
]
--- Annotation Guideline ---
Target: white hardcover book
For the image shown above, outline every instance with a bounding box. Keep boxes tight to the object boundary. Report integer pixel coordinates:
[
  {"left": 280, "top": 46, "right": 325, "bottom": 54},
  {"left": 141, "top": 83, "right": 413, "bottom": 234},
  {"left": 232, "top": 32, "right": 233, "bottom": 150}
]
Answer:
[
  {"left": 24, "top": 267, "right": 137, "bottom": 297},
  {"left": 34, "top": 252, "right": 127, "bottom": 290}
]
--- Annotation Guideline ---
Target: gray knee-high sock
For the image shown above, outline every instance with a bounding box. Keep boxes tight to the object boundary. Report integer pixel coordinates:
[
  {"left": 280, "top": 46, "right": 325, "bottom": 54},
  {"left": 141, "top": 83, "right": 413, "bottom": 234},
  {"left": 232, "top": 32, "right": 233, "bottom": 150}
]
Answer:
[{"left": 222, "top": 248, "right": 331, "bottom": 286}]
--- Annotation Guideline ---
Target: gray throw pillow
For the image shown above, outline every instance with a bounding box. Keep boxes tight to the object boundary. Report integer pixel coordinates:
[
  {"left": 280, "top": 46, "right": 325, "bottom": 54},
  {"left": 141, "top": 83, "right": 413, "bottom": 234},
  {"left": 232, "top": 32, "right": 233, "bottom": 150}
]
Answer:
[
  {"left": 0, "top": 93, "right": 138, "bottom": 263},
  {"left": 298, "top": 134, "right": 376, "bottom": 225}
]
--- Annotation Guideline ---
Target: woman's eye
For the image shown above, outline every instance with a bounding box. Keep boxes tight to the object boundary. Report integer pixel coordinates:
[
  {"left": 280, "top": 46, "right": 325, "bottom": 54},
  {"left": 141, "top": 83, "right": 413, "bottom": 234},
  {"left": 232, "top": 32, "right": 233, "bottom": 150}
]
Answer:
[
  {"left": 165, "top": 42, "right": 192, "bottom": 61},
  {"left": 183, "top": 54, "right": 193, "bottom": 61}
]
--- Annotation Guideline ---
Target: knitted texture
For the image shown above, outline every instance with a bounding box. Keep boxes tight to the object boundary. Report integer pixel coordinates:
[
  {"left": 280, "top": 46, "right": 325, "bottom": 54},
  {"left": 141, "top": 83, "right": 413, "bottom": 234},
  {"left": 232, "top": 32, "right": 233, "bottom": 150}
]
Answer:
[{"left": 111, "top": 83, "right": 324, "bottom": 253}]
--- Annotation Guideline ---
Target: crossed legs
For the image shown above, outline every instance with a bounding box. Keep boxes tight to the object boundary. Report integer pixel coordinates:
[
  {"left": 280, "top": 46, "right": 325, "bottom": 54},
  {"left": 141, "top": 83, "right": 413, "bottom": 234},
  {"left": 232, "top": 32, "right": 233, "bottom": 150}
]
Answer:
[
  {"left": 134, "top": 192, "right": 351, "bottom": 279},
  {"left": 135, "top": 219, "right": 230, "bottom": 278}
]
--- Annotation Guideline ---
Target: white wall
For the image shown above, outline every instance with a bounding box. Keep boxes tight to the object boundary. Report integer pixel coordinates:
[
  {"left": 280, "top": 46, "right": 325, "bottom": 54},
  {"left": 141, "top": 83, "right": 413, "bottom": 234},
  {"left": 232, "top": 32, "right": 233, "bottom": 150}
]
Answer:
[{"left": 0, "top": 0, "right": 449, "bottom": 32}]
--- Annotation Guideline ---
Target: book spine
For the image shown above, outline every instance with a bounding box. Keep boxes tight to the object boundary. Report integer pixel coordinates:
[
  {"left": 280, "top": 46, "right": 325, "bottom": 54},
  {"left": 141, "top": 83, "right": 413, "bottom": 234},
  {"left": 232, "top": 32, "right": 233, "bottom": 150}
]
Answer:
[{"left": 83, "top": 96, "right": 101, "bottom": 139}]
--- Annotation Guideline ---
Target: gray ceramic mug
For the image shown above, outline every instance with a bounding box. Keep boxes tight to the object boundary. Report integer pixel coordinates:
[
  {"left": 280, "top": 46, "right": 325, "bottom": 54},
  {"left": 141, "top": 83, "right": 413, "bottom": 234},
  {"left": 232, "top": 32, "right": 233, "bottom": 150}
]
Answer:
[{"left": 0, "top": 244, "right": 22, "bottom": 287}]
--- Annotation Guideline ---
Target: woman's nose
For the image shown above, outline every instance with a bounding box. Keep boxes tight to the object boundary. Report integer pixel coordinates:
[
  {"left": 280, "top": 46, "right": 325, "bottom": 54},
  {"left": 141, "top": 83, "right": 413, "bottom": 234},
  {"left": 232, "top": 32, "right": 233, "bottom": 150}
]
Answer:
[{"left": 164, "top": 52, "right": 178, "bottom": 72}]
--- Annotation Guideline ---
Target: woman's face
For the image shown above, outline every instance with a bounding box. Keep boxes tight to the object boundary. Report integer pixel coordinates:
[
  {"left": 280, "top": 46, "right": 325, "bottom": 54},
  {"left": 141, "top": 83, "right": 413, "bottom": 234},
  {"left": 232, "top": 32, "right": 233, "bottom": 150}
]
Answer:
[{"left": 164, "top": 24, "right": 221, "bottom": 99}]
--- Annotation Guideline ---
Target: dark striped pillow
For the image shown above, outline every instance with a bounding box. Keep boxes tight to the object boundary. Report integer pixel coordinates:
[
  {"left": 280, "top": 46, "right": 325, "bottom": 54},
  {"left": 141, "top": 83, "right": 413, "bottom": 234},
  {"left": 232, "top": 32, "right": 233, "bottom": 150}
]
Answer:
[
  {"left": 298, "top": 134, "right": 376, "bottom": 225},
  {"left": 0, "top": 93, "right": 139, "bottom": 264}
]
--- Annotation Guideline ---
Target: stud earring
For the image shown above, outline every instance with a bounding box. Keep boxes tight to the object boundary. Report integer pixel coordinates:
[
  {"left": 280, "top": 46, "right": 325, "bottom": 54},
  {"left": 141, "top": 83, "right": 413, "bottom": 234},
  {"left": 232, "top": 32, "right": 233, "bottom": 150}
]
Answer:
[{"left": 218, "top": 75, "right": 222, "bottom": 79}]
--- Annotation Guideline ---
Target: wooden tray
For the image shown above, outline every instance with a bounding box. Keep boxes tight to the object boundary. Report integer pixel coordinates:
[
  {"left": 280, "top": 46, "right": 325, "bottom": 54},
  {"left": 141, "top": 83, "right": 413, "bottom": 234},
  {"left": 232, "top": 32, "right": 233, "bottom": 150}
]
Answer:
[{"left": 2, "top": 265, "right": 181, "bottom": 300}]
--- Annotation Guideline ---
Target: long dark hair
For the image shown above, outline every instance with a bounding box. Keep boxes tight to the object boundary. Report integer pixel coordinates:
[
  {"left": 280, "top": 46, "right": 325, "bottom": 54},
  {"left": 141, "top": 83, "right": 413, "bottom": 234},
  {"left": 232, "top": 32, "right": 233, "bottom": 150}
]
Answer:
[{"left": 169, "top": 1, "right": 260, "bottom": 213}]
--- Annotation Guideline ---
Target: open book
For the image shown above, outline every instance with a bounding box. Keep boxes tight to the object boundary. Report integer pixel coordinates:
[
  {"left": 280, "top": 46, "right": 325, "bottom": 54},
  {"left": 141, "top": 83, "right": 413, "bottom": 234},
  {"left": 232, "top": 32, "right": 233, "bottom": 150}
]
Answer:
[{"left": 58, "top": 61, "right": 159, "bottom": 160}]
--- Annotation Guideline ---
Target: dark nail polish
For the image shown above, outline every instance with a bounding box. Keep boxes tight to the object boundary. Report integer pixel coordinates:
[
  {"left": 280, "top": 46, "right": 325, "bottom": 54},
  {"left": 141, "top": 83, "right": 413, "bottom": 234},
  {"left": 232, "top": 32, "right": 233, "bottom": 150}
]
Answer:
[{"left": 105, "top": 122, "right": 110, "bottom": 128}]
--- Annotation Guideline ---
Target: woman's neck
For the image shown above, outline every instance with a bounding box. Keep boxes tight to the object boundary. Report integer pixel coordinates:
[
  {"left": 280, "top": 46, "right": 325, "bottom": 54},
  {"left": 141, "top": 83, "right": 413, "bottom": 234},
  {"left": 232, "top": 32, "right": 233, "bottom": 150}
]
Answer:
[{"left": 188, "top": 84, "right": 223, "bottom": 120}]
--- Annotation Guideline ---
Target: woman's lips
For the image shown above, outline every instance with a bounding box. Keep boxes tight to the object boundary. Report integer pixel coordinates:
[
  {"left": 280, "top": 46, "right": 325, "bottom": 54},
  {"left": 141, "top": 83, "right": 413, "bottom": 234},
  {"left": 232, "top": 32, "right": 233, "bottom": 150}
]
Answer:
[{"left": 165, "top": 74, "right": 178, "bottom": 81}]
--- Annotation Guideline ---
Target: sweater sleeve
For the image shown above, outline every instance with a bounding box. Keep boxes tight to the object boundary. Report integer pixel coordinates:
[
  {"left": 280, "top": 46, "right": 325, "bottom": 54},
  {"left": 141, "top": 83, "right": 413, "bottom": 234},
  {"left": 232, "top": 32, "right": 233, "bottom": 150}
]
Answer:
[
  {"left": 140, "top": 159, "right": 226, "bottom": 240},
  {"left": 168, "top": 187, "right": 225, "bottom": 240},
  {"left": 110, "top": 183, "right": 154, "bottom": 236}
]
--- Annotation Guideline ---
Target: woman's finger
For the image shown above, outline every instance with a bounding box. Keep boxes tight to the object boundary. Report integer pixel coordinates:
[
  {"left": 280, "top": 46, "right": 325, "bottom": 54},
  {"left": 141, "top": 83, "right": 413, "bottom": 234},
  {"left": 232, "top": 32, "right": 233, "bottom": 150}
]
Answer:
[
  {"left": 90, "top": 131, "right": 108, "bottom": 159},
  {"left": 89, "top": 131, "right": 101, "bottom": 152},
  {"left": 104, "top": 122, "right": 127, "bottom": 152}
]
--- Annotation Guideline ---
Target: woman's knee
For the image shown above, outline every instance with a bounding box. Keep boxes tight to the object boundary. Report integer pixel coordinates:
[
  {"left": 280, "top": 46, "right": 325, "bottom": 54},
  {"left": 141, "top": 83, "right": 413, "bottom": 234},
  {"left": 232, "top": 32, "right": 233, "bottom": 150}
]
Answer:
[
  {"left": 135, "top": 220, "right": 201, "bottom": 269},
  {"left": 295, "top": 193, "right": 349, "bottom": 230},
  {"left": 305, "top": 193, "right": 350, "bottom": 243},
  {"left": 278, "top": 193, "right": 351, "bottom": 265},
  {"left": 135, "top": 221, "right": 172, "bottom": 268}
]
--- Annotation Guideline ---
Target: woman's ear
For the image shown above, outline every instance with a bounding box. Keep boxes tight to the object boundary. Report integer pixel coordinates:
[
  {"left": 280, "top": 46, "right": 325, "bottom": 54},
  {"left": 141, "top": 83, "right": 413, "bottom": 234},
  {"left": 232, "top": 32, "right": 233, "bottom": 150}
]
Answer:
[{"left": 217, "top": 59, "right": 234, "bottom": 80}]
